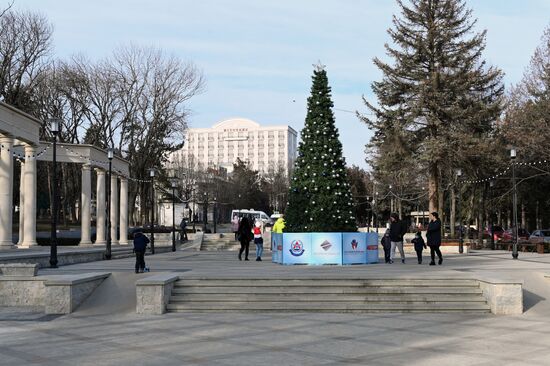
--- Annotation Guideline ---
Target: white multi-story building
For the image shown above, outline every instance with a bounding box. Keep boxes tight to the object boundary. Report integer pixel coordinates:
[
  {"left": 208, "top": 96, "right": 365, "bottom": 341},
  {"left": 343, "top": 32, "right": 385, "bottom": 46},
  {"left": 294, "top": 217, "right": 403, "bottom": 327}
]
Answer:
[{"left": 173, "top": 118, "right": 298, "bottom": 175}]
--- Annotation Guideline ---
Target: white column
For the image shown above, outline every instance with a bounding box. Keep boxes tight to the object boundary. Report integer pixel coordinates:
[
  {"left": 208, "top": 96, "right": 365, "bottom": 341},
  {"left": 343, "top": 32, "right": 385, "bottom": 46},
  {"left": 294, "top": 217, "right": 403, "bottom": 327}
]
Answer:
[
  {"left": 94, "top": 168, "right": 106, "bottom": 245},
  {"left": 0, "top": 135, "right": 14, "bottom": 248},
  {"left": 21, "top": 145, "right": 37, "bottom": 247},
  {"left": 119, "top": 177, "right": 128, "bottom": 245},
  {"left": 80, "top": 164, "right": 92, "bottom": 245},
  {"left": 110, "top": 173, "right": 119, "bottom": 245},
  {"left": 17, "top": 161, "right": 25, "bottom": 246}
]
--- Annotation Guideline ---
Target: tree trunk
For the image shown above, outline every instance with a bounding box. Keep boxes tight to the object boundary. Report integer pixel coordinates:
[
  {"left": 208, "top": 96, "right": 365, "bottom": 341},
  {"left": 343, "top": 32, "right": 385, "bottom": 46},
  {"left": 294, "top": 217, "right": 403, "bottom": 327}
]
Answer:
[
  {"left": 536, "top": 201, "right": 540, "bottom": 230},
  {"left": 428, "top": 163, "right": 438, "bottom": 212},
  {"left": 521, "top": 203, "right": 526, "bottom": 230},
  {"left": 478, "top": 186, "right": 485, "bottom": 248},
  {"left": 398, "top": 199, "right": 402, "bottom": 219},
  {"left": 450, "top": 185, "right": 456, "bottom": 238}
]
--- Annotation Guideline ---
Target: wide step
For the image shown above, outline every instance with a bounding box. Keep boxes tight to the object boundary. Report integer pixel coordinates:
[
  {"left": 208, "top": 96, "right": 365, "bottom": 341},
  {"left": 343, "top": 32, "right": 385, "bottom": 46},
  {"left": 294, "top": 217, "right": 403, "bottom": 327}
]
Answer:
[
  {"left": 167, "top": 302, "right": 490, "bottom": 313},
  {"left": 167, "top": 278, "right": 490, "bottom": 314}
]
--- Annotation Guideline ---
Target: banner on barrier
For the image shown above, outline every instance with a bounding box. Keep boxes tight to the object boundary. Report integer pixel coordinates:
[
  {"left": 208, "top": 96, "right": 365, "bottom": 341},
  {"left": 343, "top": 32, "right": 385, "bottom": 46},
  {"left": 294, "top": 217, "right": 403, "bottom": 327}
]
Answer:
[
  {"left": 271, "top": 233, "right": 283, "bottom": 264},
  {"left": 282, "top": 233, "right": 311, "bottom": 264},
  {"left": 310, "top": 232, "right": 343, "bottom": 265},
  {"left": 366, "top": 232, "right": 379, "bottom": 263},
  {"left": 342, "top": 232, "right": 367, "bottom": 264}
]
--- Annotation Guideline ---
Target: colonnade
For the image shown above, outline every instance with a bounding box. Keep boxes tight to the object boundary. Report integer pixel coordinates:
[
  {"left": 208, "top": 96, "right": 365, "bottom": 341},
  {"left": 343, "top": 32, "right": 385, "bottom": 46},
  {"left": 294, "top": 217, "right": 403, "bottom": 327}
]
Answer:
[{"left": 0, "top": 132, "right": 129, "bottom": 249}]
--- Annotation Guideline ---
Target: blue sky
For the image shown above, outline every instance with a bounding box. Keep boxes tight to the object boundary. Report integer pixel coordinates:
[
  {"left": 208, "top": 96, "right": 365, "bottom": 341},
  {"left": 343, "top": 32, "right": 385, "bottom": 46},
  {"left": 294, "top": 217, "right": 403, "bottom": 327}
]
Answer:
[{"left": 13, "top": 0, "right": 550, "bottom": 169}]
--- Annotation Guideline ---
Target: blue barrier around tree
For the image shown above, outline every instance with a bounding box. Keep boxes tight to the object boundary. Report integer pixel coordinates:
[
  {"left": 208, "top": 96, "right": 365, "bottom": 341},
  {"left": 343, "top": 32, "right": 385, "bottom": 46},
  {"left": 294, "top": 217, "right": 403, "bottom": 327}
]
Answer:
[{"left": 271, "top": 232, "right": 379, "bottom": 265}]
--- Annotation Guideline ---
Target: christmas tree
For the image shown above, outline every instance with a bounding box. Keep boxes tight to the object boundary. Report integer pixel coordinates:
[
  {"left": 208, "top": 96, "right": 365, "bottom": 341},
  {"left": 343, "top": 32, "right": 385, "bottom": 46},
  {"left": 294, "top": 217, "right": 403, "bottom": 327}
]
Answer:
[{"left": 285, "top": 64, "right": 357, "bottom": 233}]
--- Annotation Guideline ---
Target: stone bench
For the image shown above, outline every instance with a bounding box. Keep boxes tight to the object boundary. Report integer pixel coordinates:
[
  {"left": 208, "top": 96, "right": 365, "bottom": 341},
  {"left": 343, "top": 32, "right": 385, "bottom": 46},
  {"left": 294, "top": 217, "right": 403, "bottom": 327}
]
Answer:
[
  {"left": 0, "top": 263, "right": 39, "bottom": 276},
  {"left": 0, "top": 270, "right": 110, "bottom": 314},
  {"left": 44, "top": 272, "right": 111, "bottom": 314},
  {"left": 477, "top": 277, "right": 523, "bottom": 315},
  {"left": 136, "top": 273, "right": 180, "bottom": 314}
]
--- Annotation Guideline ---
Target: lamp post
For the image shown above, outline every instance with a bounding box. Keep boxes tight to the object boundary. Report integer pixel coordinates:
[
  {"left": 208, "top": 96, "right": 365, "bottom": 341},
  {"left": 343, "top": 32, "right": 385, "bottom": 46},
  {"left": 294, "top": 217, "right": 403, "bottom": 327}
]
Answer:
[
  {"left": 48, "top": 119, "right": 61, "bottom": 268},
  {"left": 149, "top": 168, "right": 155, "bottom": 255},
  {"left": 203, "top": 192, "right": 208, "bottom": 232},
  {"left": 105, "top": 147, "right": 114, "bottom": 260},
  {"left": 170, "top": 177, "right": 178, "bottom": 252},
  {"left": 456, "top": 169, "right": 463, "bottom": 254},
  {"left": 511, "top": 148, "right": 519, "bottom": 259},
  {"left": 213, "top": 197, "right": 217, "bottom": 234},
  {"left": 490, "top": 180, "right": 495, "bottom": 250}
]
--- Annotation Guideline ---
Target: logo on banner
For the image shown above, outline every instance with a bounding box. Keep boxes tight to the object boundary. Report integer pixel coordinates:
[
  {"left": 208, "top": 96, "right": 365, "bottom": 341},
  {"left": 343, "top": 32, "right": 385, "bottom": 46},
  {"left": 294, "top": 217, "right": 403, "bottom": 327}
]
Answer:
[
  {"left": 289, "top": 240, "right": 305, "bottom": 256},
  {"left": 320, "top": 240, "right": 332, "bottom": 251},
  {"left": 351, "top": 239, "right": 358, "bottom": 250},
  {"left": 367, "top": 245, "right": 378, "bottom": 250}
]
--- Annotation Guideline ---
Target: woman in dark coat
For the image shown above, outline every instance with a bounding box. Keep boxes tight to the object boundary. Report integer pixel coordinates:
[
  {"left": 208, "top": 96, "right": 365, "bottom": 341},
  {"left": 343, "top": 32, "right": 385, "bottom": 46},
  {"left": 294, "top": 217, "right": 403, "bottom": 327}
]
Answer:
[
  {"left": 237, "top": 216, "right": 253, "bottom": 261},
  {"left": 426, "top": 211, "right": 443, "bottom": 265}
]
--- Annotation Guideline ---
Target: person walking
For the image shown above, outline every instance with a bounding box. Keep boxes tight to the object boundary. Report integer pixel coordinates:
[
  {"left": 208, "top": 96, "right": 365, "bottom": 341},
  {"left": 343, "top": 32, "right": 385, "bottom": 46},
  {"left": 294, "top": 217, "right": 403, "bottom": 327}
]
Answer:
[
  {"left": 133, "top": 229, "right": 150, "bottom": 273},
  {"left": 389, "top": 212, "right": 407, "bottom": 264},
  {"left": 231, "top": 214, "right": 240, "bottom": 240},
  {"left": 179, "top": 217, "right": 188, "bottom": 242},
  {"left": 426, "top": 211, "right": 443, "bottom": 265},
  {"left": 381, "top": 229, "right": 392, "bottom": 264},
  {"left": 253, "top": 220, "right": 264, "bottom": 261},
  {"left": 411, "top": 231, "right": 427, "bottom": 264},
  {"left": 237, "top": 216, "right": 253, "bottom": 261}
]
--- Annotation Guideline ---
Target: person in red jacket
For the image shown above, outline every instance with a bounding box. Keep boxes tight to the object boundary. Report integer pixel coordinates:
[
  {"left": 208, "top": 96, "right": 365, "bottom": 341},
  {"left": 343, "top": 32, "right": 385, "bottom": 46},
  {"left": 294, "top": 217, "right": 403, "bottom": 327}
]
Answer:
[{"left": 253, "top": 220, "right": 264, "bottom": 261}]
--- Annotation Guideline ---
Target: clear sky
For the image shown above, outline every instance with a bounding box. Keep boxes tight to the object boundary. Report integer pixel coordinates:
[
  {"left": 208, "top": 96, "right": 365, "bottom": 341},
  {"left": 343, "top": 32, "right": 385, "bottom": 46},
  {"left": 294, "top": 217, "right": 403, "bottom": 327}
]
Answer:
[{"left": 12, "top": 0, "right": 550, "bottom": 169}]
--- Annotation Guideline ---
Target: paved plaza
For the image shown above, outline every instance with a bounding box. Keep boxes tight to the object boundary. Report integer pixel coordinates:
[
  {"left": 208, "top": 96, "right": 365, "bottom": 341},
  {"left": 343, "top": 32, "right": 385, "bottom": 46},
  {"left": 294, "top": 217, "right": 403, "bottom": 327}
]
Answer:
[{"left": 1, "top": 248, "right": 550, "bottom": 365}]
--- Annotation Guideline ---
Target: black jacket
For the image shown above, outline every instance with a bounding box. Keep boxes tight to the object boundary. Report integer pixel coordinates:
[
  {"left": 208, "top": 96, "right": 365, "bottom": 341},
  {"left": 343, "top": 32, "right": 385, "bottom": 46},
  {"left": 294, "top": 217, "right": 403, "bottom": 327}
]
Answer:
[
  {"left": 133, "top": 232, "right": 150, "bottom": 252},
  {"left": 237, "top": 218, "right": 253, "bottom": 242},
  {"left": 426, "top": 219, "right": 442, "bottom": 247},
  {"left": 389, "top": 220, "right": 407, "bottom": 242},
  {"left": 412, "top": 236, "right": 426, "bottom": 251}
]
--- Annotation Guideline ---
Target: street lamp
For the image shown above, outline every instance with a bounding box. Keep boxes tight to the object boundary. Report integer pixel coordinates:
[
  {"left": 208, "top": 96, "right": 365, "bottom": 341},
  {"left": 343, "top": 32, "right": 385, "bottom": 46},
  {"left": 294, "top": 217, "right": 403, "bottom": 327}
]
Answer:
[
  {"left": 456, "top": 168, "right": 463, "bottom": 254},
  {"left": 149, "top": 168, "right": 155, "bottom": 255},
  {"left": 106, "top": 147, "right": 114, "bottom": 260},
  {"left": 48, "top": 119, "right": 61, "bottom": 268},
  {"left": 490, "top": 180, "right": 495, "bottom": 250},
  {"left": 169, "top": 176, "right": 178, "bottom": 252},
  {"left": 511, "top": 148, "right": 519, "bottom": 259},
  {"left": 203, "top": 192, "right": 208, "bottom": 232}
]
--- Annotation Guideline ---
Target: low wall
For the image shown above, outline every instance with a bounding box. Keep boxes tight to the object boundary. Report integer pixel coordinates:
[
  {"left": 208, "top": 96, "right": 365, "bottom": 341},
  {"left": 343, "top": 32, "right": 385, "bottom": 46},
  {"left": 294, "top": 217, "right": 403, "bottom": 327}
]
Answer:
[
  {"left": 136, "top": 273, "right": 179, "bottom": 314},
  {"left": 0, "top": 271, "right": 110, "bottom": 314},
  {"left": 478, "top": 278, "right": 523, "bottom": 315}
]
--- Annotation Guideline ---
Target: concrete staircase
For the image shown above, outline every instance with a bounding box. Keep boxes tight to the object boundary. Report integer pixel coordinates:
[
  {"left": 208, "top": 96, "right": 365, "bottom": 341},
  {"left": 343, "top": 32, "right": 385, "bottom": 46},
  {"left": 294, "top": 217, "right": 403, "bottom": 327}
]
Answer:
[
  {"left": 166, "top": 278, "right": 491, "bottom": 313},
  {"left": 200, "top": 234, "right": 241, "bottom": 251}
]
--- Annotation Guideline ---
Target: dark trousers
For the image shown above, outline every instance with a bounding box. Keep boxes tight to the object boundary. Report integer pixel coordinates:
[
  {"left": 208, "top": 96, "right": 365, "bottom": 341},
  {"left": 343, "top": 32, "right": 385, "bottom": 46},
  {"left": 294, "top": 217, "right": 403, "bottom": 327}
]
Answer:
[
  {"left": 239, "top": 240, "right": 250, "bottom": 259},
  {"left": 135, "top": 250, "right": 146, "bottom": 272},
  {"left": 430, "top": 246, "right": 442, "bottom": 262},
  {"left": 415, "top": 249, "right": 423, "bottom": 263},
  {"left": 382, "top": 242, "right": 391, "bottom": 263},
  {"left": 180, "top": 230, "right": 188, "bottom": 242}
]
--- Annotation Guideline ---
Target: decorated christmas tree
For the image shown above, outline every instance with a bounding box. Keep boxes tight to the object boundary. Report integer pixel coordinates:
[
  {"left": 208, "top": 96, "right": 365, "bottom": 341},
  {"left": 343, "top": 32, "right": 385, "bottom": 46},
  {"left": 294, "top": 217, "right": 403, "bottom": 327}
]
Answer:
[{"left": 285, "top": 64, "right": 357, "bottom": 233}]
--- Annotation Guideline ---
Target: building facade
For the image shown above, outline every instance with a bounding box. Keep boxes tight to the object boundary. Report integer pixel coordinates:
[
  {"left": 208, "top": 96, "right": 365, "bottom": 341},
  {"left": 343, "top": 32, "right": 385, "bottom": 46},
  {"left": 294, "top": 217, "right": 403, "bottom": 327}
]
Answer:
[{"left": 173, "top": 118, "right": 298, "bottom": 175}]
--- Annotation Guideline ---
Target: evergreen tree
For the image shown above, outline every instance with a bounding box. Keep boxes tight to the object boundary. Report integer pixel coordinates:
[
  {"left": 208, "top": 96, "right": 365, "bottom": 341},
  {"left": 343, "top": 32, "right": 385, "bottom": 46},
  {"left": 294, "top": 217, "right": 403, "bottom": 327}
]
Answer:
[
  {"left": 362, "top": 0, "right": 504, "bottom": 212},
  {"left": 286, "top": 65, "right": 357, "bottom": 232}
]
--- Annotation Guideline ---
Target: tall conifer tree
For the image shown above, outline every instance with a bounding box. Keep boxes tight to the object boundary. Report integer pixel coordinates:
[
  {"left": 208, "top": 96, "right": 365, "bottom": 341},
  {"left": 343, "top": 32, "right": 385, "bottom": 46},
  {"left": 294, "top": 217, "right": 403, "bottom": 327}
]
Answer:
[
  {"left": 362, "top": 0, "right": 503, "bottom": 212},
  {"left": 286, "top": 65, "right": 357, "bottom": 233}
]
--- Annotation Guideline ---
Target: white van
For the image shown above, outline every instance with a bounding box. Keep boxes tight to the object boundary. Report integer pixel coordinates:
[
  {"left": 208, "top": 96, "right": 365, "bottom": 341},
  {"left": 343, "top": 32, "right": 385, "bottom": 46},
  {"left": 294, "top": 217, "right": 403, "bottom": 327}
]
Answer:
[{"left": 231, "top": 209, "right": 272, "bottom": 225}]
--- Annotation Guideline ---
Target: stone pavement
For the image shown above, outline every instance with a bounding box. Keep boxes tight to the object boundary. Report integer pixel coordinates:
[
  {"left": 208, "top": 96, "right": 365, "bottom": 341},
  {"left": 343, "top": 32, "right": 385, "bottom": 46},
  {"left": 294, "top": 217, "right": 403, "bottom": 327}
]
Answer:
[{"left": 1, "top": 249, "right": 550, "bottom": 365}]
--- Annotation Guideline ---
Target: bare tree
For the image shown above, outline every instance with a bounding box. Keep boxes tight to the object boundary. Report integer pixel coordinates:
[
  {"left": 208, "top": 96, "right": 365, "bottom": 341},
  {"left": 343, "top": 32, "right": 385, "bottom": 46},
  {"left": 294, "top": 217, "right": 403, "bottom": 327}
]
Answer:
[{"left": 0, "top": 8, "right": 53, "bottom": 111}]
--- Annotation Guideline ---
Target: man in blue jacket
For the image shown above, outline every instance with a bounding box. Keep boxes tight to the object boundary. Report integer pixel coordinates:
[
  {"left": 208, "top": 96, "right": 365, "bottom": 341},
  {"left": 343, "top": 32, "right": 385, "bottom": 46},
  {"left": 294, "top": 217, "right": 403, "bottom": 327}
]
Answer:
[{"left": 133, "top": 229, "right": 150, "bottom": 273}]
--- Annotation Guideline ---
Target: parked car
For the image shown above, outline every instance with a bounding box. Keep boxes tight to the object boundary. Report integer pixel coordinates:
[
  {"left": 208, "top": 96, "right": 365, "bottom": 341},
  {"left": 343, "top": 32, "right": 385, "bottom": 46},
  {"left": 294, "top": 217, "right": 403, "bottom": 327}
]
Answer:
[
  {"left": 499, "top": 228, "right": 530, "bottom": 242},
  {"left": 484, "top": 225, "right": 505, "bottom": 242},
  {"left": 529, "top": 230, "right": 550, "bottom": 243}
]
